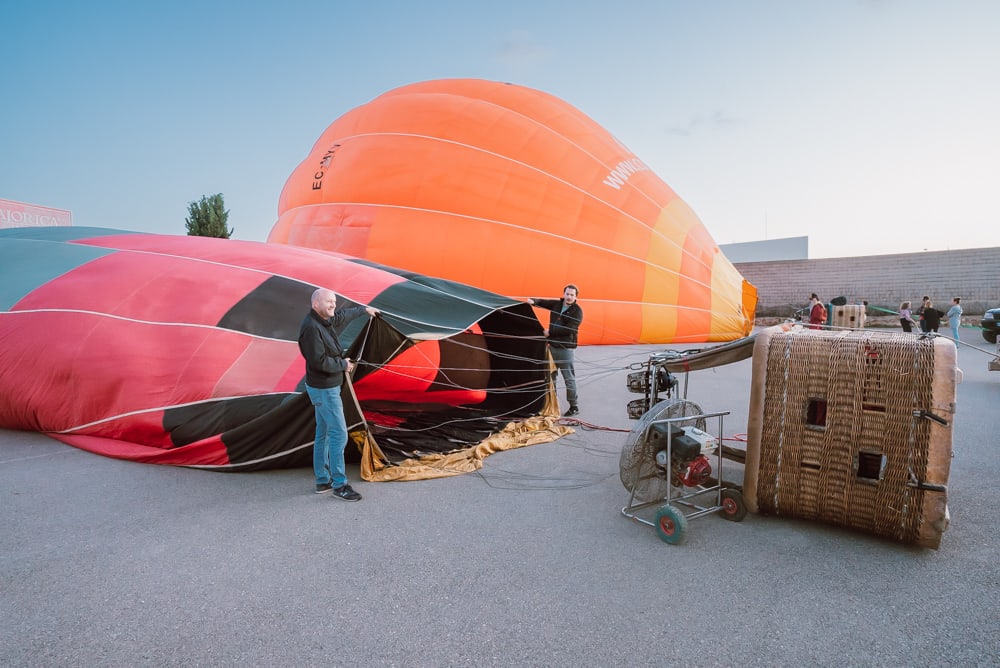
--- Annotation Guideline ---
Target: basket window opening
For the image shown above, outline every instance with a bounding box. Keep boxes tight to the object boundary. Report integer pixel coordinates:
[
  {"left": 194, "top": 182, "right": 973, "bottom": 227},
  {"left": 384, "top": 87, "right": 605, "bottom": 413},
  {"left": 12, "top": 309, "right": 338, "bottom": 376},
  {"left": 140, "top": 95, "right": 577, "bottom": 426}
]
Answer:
[
  {"left": 806, "top": 398, "right": 827, "bottom": 429},
  {"left": 856, "top": 450, "right": 886, "bottom": 482}
]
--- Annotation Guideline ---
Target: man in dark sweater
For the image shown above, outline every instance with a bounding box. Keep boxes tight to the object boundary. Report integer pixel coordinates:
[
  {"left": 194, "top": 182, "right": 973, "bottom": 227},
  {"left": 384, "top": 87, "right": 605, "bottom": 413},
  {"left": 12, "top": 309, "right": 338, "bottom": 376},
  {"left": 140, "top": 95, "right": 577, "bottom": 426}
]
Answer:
[
  {"left": 298, "top": 288, "right": 378, "bottom": 501},
  {"left": 528, "top": 284, "right": 583, "bottom": 417}
]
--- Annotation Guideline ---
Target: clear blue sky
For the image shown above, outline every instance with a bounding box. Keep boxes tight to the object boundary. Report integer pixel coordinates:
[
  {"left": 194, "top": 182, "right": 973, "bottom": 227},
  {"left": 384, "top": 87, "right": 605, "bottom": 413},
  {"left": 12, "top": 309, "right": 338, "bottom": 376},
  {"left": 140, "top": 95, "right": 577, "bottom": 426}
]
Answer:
[{"left": 3, "top": 0, "right": 998, "bottom": 258}]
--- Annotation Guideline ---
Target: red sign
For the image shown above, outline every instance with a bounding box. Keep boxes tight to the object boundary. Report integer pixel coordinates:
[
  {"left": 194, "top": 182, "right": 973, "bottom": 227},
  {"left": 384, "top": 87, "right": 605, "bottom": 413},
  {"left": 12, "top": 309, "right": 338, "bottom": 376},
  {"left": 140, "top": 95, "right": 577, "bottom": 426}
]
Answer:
[{"left": 0, "top": 199, "right": 73, "bottom": 228}]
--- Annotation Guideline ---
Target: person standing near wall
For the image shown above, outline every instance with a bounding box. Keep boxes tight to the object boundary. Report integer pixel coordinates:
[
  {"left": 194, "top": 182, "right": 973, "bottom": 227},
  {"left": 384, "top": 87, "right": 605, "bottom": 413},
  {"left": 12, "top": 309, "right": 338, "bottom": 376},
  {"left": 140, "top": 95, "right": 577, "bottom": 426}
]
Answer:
[
  {"left": 946, "top": 297, "right": 963, "bottom": 342},
  {"left": 917, "top": 296, "right": 930, "bottom": 333},
  {"left": 899, "top": 301, "right": 918, "bottom": 332},
  {"left": 923, "top": 300, "right": 942, "bottom": 333},
  {"left": 807, "top": 294, "right": 826, "bottom": 330}
]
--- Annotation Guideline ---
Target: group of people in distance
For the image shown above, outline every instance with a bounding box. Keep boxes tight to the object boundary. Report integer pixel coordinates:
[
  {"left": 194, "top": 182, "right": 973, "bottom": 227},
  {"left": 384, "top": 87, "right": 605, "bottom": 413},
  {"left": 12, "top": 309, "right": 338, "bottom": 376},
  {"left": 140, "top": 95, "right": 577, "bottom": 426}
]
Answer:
[
  {"left": 899, "top": 295, "right": 963, "bottom": 340},
  {"left": 805, "top": 293, "right": 964, "bottom": 342},
  {"left": 298, "top": 283, "right": 583, "bottom": 501}
]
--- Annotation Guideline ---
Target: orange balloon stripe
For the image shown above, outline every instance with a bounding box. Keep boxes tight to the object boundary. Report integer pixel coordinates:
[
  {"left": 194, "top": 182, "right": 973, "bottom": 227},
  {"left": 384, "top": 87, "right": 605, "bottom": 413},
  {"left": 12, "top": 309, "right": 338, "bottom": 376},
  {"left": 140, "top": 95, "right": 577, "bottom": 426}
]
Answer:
[
  {"left": 277, "top": 141, "right": 705, "bottom": 291},
  {"left": 283, "top": 132, "right": 671, "bottom": 240}
]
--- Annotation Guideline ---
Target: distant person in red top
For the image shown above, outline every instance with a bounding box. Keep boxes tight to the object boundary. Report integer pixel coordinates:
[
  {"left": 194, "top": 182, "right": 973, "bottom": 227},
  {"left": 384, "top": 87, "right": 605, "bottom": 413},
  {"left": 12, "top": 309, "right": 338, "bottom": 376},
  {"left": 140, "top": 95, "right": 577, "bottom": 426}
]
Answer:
[{"left": 807, "top": 294, "right": 826, "bottom": 330}]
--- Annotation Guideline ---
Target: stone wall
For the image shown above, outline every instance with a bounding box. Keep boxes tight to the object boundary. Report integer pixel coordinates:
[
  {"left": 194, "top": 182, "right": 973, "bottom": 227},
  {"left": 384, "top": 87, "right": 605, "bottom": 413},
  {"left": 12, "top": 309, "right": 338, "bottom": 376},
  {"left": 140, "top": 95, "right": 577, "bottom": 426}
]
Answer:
[{"left": 735, "top": 247, "right": 1000, "bottom": 317}]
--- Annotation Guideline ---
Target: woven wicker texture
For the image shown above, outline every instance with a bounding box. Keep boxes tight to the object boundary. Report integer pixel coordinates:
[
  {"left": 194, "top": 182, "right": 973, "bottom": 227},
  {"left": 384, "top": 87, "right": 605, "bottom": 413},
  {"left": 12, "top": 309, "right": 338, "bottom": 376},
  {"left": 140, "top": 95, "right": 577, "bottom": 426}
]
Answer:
[
  {"left": 756, "top": 330, "right": 939, "bottom": 544},
  {"left": 829, "top": 304, "right": 866, "bottom": 329}
]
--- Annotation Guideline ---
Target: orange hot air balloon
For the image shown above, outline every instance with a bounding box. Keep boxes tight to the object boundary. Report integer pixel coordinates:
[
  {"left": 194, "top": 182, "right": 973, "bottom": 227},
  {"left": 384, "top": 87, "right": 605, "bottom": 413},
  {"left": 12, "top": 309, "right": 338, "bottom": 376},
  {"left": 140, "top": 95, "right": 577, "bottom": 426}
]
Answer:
[{"left": 269, "top": 79, "right": 756, "bottom": 345}]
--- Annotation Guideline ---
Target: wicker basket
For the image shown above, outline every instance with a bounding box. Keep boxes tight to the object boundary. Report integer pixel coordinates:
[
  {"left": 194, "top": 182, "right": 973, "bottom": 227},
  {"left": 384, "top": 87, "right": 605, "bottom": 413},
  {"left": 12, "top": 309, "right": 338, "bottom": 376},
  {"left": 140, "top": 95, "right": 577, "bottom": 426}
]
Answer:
[
  {"left": 829, "top": 303, "right": 866, "bottom": 329},
  {"left": 744, "top": 326, "right": 959, "bottom": 548}
]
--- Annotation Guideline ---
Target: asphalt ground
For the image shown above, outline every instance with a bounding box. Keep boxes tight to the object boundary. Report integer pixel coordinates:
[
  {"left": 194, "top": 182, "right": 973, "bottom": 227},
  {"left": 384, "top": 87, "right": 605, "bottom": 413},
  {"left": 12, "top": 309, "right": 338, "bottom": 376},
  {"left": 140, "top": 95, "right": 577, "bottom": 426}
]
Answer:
[{"left": 2, "top": 327, "right": 998, "bottom": 667}]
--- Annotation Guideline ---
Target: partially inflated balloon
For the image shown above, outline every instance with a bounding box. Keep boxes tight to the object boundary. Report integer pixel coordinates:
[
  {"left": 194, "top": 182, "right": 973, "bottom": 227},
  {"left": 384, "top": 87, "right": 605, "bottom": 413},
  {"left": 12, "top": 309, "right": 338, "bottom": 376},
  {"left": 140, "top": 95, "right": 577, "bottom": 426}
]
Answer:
[
  {"left": 0, "top": 227, "right": 554, "bottom": 475},
  {"left": 270, "top": 78, "right": 756, "bottom": 345}
]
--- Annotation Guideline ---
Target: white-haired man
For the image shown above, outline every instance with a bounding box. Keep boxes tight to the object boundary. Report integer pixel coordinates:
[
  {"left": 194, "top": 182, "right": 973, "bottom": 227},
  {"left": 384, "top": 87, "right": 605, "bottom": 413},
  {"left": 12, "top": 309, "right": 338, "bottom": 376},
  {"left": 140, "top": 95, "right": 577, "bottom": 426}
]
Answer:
[{"left": 298, "top": 288, "right": 378, "bottom": 500}]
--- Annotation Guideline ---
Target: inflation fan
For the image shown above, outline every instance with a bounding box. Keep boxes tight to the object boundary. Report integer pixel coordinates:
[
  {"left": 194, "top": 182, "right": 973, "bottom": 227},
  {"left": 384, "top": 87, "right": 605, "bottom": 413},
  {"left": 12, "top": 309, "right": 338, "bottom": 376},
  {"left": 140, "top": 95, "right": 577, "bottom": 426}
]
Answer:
[{"left": 619, "top": 397, "right": 746, "bottom": 544}]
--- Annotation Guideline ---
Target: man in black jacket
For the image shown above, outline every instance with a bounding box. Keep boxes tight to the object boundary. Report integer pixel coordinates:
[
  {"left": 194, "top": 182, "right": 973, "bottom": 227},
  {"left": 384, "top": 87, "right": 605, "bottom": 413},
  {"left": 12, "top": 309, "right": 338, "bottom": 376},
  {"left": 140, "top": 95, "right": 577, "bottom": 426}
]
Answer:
[
  {"left": 298, "top": 288, "right": 378, "bottom": 501},
  {"left": 528, "top": 284, "right": 583, "bottom": 417}
]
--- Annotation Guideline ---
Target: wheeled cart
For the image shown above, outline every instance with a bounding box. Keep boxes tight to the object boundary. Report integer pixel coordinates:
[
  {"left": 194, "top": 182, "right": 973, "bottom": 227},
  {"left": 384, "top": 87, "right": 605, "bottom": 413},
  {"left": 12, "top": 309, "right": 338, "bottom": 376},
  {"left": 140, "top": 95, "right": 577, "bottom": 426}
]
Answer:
[{"left": 620, "top": 406, "right": 746, "bottom": 544}]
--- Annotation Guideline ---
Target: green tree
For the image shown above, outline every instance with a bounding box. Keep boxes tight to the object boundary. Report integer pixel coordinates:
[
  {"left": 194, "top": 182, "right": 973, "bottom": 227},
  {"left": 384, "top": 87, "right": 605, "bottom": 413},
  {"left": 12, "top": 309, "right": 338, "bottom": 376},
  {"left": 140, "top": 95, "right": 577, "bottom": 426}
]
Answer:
[{"left": 185, "top": 193, "right": 233, "bottom": 238}]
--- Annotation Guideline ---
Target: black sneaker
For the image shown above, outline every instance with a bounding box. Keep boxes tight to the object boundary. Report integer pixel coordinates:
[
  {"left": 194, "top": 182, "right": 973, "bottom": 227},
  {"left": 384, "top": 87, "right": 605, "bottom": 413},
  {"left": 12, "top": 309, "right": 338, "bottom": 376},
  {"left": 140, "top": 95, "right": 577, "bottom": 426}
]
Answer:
[
  {"left": 564, "top": 406, "right": 579, "bottom": 417},
  {"left": 315, "top": 482, "right": 333, "bottom": 494},
  {"left": 332, "top": 484, "right": 362, "bottom": 502}
]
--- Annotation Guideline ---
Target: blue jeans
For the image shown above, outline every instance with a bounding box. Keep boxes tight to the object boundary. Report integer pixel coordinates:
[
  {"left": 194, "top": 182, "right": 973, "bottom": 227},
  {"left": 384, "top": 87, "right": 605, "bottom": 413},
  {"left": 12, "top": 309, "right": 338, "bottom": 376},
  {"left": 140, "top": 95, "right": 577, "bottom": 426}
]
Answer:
[
  {"left": 549, "top": 346, "right": 578, "bottom": 408},
  {"left": 305, "top": 384, "right": 348, "bottom": 488}
]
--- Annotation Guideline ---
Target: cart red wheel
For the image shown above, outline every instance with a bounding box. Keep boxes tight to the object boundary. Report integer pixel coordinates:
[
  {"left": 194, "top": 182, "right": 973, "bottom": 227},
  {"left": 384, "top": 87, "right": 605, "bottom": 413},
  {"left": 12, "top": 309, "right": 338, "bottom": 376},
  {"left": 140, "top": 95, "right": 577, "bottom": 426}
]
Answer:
[
  {"left": 719, "top": 488, "right": 747, "bottom": 522},
  {"left": 654, "top": 504, "right": 688, "bottom": 544}
]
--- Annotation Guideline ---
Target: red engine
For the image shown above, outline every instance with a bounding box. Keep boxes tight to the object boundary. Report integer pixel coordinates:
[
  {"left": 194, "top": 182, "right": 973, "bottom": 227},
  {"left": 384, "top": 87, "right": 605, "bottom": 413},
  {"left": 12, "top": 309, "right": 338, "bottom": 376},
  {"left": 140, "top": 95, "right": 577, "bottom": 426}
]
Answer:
[
  {"left": 679, "top": 454, "right": 712, "bottom": 487},
  {"left": 650, "top": 423, "right": 713, "bottom": 488}
]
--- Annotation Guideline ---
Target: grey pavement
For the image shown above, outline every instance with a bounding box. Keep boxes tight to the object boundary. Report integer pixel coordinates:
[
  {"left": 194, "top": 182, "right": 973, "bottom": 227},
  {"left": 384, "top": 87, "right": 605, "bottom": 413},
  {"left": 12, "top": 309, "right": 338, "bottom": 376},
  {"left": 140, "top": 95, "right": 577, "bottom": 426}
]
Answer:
[{"left": 2, "top": 327, "right": 999, "bottom": 667}]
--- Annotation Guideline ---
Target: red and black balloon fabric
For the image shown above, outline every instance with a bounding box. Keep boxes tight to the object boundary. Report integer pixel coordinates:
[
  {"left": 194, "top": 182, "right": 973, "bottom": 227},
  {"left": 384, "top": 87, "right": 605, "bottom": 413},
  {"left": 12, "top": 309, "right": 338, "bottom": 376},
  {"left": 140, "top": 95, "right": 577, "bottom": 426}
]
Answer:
[{"left": 0, "top": 227, "right": 548, "bottom": 470}]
